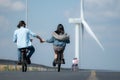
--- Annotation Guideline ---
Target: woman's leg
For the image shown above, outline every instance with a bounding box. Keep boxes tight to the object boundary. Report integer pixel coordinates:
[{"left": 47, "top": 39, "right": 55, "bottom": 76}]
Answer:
[
  {"left": 61, "top": 53, "right": 65, "bottom": 64},
  {"left": 55, "top": 50, "right": 65, "bottom": 64},
  {"left": 52, "top": 50, "right": 58, "bottom": 66},
  {"left": 54, "top": 53, "right": 57, "bottom": 60},
  {"left": 61, "top": 50, "right": 65, "bottom": 64}
]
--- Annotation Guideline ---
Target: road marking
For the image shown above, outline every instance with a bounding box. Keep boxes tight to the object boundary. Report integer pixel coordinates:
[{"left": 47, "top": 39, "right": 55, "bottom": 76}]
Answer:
[{"left": 87, "top": 70, "right": 98, "bottom": 80}]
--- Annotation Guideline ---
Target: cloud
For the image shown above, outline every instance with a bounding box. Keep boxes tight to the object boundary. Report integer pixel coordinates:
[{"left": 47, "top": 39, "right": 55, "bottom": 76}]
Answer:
[
  {"left": 64, "top": 10, "right": 71, "bottom": 18},
  {"left": 65, "top": 0, "right": 120, "bottom": 18},
  {"left": 0, "top": 16, "right": 9, "bottom": 26},
  {"left": 90, "top": 0, "right": 120, "bottom": 11},
  {"left": 61, "top": 0, "right": 120, "bottom": 21},
  {"left": 86, "top": 0, "right": 114, "bottom": 6},
  {"left": 0, "top": 0, "right": 25, "bottom": 11},
  {"left": 0, "top": 16, "right": 10, "bottom": 31},
  {"left": 11, "top": 1, "right": 25, "bottom": 11}
]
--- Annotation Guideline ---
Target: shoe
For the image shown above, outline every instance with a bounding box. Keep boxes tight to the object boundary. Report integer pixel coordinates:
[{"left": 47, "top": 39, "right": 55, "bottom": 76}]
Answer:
[
  {"left": 52, "top": 59, "right": 56, "bottom": 67},
  {"left": 62, "top": 59, "right": 65, "bottom": 64},
  {"left": 27, "top": 57, "right": 31, "bottom": 64}
]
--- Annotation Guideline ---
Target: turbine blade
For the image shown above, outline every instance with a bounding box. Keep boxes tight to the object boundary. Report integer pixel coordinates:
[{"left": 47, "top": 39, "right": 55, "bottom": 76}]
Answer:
[{"left": 82, "top": 20, "right": 104, "bottom": 50}]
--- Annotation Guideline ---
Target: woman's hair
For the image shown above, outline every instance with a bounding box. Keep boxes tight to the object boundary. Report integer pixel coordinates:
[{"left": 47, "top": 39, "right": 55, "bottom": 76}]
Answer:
[
  {"left": 55, "top": 24, "right": 65, "bottom": 35},
  {"left": 17, "top": 20, "right": 26, "bottom": 28}
]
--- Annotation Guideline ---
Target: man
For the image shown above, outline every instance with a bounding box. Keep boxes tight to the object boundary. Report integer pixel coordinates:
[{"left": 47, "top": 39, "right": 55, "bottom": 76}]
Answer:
[{"left": 13, "top": 20, "right": 43, "bottom": 64}]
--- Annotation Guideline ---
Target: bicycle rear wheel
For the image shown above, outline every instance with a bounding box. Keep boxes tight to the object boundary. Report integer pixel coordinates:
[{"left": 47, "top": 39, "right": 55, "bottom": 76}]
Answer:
[
  {"left": 22, "top": 53, "right": 27, "bottom": 72},
  {"left": 22, "top": 63, "right": 27, "bottom": 72},
  {"left": 58, "top": 63, "right": 61, "bottom": 72},
  {"left": 57, "top": 53, "right": 62, "bottom": 72}
]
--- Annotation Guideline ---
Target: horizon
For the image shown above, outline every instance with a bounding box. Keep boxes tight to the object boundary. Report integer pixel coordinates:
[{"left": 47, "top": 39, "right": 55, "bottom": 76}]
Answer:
[{"left": 0, "top": 59, "right": 120, "bottom": 72}]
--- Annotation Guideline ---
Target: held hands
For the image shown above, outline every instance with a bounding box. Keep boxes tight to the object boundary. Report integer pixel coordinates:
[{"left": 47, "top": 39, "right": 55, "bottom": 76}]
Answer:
[
  {"left": 40, "top": 38, "right": 45, "bottom": 43},
  {"left": 36, "top": 35, "right": 45, "bottom": 43}
]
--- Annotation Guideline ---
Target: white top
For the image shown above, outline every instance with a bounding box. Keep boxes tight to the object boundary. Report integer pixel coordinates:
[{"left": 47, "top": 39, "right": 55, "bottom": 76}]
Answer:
[
  {"left": 13, "top": 27, "right": 37, "bottom": 48},
  {"left": 72, "top": 59, "right": 78, "bottom": 64}
]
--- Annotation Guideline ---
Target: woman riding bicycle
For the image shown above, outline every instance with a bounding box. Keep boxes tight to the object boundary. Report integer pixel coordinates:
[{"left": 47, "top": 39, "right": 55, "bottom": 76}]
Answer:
[
  {"left": 46, "top": 24, "right": 70, "bottom": 66},
  {"left": 13, "top": 20, "right": 43, "bottom": 65}
]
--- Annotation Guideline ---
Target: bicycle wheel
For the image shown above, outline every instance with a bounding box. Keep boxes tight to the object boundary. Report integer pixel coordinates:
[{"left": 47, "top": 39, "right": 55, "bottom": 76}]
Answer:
[
  {"left": 57, "top": 53, "right": 61, "bottom": 72},
  {"left": 58, "top": 63, "right": 61, "bottom": 72},
  {"left": 22, "top": 53, "right": 27, "bottom": 72},
  {"left": 22, "top": 62, "right": 27, "bottom": 72}
]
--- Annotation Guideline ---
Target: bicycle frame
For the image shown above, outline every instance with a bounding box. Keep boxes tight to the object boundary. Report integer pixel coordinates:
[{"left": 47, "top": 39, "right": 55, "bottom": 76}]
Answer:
[
  {"left": 56, "top": 52, "right": 62, "bottom": 72},
  {"left": 20, "top": 48, "right": 28, "bottom": 72}
]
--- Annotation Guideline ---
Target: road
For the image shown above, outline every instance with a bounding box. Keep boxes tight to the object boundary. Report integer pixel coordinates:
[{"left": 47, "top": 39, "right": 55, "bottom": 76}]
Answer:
[{"left": 0, "top": 70, "right": 120, "bottom": 80}]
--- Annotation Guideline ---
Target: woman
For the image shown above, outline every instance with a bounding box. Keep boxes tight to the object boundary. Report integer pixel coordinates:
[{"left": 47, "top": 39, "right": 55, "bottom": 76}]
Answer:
[{"left": 46, "top": 24, "right": 70, "bottom": 66}]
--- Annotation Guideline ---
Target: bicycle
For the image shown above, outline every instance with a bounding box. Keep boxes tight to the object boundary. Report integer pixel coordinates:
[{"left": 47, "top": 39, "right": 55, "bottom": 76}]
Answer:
[
  {"left": 55, "top": 51, "right": 64, "bottom": 72},
  {"left": 19, "top": 48, "right": 28, "bottom": 72},
  {"left": 71, "top": 64, "right": 79, "bottom": 71}
]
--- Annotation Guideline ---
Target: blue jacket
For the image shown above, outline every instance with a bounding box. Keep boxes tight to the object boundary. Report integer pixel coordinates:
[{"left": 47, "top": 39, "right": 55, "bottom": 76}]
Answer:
[{"left": 46, "top": 32, "right": 70, "bottom": 48}]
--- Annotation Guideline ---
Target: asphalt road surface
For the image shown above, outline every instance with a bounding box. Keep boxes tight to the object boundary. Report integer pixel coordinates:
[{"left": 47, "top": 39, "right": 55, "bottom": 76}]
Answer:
[{"left": 0, "top": 70, "right": 120, "bottom": 80}]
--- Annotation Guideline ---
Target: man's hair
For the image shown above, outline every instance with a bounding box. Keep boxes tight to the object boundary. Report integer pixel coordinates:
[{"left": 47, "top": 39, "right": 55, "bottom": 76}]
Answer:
[{"left": 17, "top": 20, "right": 26, "bottom": 28}]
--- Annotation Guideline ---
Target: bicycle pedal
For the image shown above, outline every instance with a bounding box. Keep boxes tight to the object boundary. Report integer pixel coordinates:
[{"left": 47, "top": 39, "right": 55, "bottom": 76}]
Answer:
[
  {"left": 60, "top": 61, "right": 62, "bottom": 63},
  {"left": 55, "top": 61, "right": 58, "bottom": 64}
]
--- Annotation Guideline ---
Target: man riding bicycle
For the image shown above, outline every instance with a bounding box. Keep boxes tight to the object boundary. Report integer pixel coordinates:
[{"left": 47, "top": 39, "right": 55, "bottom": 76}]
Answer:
[{"left": 13, "top": 20, "right": 43, "bottom": 65}]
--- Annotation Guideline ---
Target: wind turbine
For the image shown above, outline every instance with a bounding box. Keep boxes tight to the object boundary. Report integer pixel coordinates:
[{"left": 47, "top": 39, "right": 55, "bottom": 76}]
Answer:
[{"left": 69, "top": 0, "right": 104, "bottom": 64}]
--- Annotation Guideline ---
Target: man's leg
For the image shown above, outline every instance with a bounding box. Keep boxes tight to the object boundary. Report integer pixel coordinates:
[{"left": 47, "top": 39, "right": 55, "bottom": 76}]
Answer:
[
  {"left": 27, "top": 46, "right": 35, "bottom": 64},
  {"left": 17, "top": 49, "right": 22, "bottom": 65},
  {"left": 27, "top": 46, "right": 35, "bottom": 58}
]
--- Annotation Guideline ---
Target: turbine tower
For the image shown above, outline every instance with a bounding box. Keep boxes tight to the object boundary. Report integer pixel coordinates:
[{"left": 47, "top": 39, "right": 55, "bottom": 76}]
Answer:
[
  {"left": 26, "top": 0, "right": 28, "bottom": 26},
  {"left": 69, "top": 0, "right": 104, "bottom": 64}
]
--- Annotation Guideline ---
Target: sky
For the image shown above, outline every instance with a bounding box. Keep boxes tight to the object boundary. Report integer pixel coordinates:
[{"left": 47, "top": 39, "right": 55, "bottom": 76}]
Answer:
[{"left": 0, "top": 0, "right": 120, "bottom": 71}]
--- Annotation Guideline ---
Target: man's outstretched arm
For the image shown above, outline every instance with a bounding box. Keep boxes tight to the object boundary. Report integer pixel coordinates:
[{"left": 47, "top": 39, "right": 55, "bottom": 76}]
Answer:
[{"left": 36, "top": 35, "right": 44, "bottom": 43}]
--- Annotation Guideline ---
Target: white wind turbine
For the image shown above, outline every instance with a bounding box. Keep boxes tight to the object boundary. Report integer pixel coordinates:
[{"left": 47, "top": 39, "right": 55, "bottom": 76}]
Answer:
[{"left": 69, "top": 0, "right": 104, "bottom": 63}]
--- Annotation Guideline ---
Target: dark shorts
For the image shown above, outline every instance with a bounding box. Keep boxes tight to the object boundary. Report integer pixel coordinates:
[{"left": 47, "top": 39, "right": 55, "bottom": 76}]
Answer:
[{"left": 53, "top": 46, "right": 65, "bottom": 54}]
